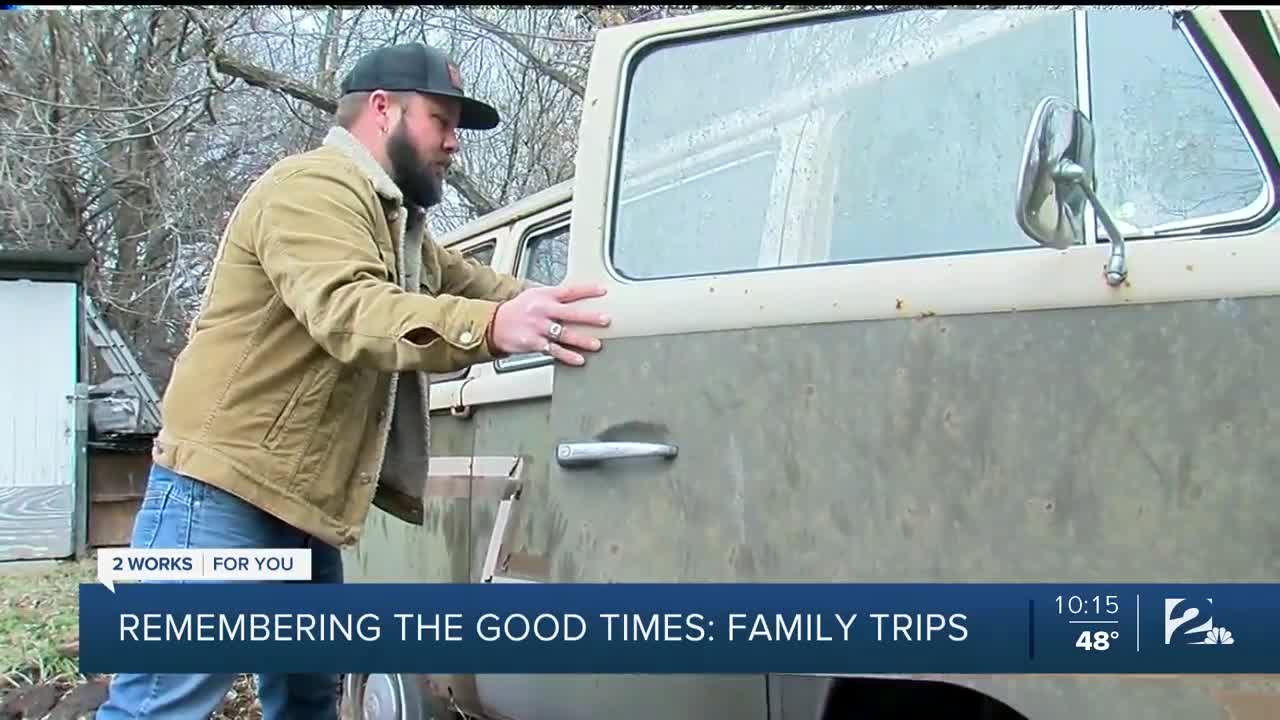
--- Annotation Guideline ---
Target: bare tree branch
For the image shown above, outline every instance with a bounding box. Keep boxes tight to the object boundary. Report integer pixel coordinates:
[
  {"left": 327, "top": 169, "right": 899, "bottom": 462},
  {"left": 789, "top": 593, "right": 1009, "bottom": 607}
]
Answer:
[
  {"left": 0, "top": 5, "right": 708, "bottom": 388},
  {"left": 208, "top": 48, "right": 497, "bottom": 213},
  {"left": 445, "top": 164, "right": 497, "bottom": 215},
  {"left": 210, "top": 50, "right": 337, "bottom": 113},
  {"left": 458, "top": 7, "right": 585, "bottom": 98}
]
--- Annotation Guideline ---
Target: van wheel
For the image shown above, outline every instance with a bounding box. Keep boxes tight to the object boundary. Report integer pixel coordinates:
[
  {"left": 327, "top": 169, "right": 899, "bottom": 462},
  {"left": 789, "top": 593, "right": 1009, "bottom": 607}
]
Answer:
[
  {"left": 820, "top": 678, "right": 1028, "bottom": 720},
  {"left": 344, "top": 672, "right": 452, "bottom": 720}
]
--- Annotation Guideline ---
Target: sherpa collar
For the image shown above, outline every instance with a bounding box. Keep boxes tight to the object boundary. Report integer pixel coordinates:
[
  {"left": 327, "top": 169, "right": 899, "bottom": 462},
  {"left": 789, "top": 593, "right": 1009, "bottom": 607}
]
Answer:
[
  {"left": 320, "top": 125, "right": 430, "bottom": 293},
  {"left": 322, "top": 126, "right": 403, "bottom": 204}
]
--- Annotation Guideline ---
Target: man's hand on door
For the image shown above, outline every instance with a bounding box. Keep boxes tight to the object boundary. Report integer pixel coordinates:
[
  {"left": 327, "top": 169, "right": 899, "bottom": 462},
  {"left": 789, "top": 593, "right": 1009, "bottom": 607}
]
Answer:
[{"left": 489, "top": 284, "right": 611, "bottom": 365}]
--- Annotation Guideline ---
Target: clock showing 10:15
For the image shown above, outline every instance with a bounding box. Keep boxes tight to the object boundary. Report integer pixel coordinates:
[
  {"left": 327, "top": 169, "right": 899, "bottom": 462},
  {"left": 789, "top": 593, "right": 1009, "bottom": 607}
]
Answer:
[{"left": 1056, "top": 594, "right": 1120, "bottom": 615}]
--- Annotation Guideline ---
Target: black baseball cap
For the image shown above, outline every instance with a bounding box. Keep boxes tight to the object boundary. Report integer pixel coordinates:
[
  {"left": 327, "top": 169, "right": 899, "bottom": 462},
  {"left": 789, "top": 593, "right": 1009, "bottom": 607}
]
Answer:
[{"left": 339, "top": 43, "right": 500, "bottom": 131}]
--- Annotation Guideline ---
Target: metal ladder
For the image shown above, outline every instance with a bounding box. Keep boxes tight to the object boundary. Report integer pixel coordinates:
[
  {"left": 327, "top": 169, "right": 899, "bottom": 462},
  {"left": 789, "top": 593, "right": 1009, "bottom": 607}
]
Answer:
[{"left": 83, "top": 293, "right": 162, "bottom": 432}]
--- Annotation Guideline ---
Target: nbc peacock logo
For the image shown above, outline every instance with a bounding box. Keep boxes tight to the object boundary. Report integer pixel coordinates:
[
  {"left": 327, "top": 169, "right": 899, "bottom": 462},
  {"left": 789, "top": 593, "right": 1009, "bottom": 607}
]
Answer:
[{"left": 1164, "top": 597, "right": 1235, "bottom": 646}]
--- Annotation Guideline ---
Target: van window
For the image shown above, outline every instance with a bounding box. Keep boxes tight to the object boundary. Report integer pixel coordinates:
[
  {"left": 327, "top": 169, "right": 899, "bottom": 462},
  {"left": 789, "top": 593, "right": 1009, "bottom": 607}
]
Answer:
[
  {"left": 520, "top": 224, "right": 568, "bottom": 286},
  {"left": 612, "top": 10, "right": 1077, "bottom": 277},
  {"left": 821, "top": 11, "right": 1077, "bottom": 264},
  {"left": 608, "top": 9, "right": 1274, "bottom": 280},
  {"left": 613, "top": 145, "right": 779, "bottom": 279},
  {"left": 1087, "top": 11, "right": 1270, "bottom": 234},
  {"left": 466, "top": 242, "right": 497, "bottom": 266},
  {"left": 496, "top": 222, "right": 569, "bottom": 372}
]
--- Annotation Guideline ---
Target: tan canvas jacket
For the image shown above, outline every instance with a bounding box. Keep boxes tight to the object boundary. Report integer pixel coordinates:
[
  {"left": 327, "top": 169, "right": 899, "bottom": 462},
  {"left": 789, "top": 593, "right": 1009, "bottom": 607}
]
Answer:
[{"left": 151, "top": 126, "right": 527, "bottom": 547}]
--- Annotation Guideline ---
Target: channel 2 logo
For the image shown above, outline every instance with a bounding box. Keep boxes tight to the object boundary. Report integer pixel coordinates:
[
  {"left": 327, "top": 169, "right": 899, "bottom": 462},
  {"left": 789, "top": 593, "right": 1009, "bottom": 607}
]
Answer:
[{"left": 1164, "top": 597, "right": 1235, "bottom": 645}]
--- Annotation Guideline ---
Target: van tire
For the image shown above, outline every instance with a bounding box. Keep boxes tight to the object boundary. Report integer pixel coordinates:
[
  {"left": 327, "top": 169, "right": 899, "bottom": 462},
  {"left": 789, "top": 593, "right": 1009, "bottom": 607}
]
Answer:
[
  {"left": 819, "top": 678, "right": 1028, "bottom": 720},
  {"left": 342, "top": 672, "right": 462, "bottom": 720}
]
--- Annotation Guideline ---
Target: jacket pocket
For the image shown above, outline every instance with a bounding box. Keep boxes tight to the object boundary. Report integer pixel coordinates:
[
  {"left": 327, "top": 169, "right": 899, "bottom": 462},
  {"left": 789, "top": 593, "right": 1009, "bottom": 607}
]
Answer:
[
  {"left": 291, "top": 363, "right": 367, "bottom": 512},
  {"left": 262, "top": 362, "right": 333, "bottom": 450}
]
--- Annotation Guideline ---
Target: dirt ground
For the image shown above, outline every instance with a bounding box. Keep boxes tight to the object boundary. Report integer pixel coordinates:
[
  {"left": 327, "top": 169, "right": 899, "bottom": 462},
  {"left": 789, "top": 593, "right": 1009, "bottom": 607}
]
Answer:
[{"left": 0, "top": 558, "right": 262, "bottom": 720}]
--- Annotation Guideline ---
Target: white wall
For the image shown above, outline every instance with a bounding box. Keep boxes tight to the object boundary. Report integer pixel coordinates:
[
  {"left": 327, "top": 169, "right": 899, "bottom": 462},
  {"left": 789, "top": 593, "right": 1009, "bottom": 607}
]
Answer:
[{"left": 0, "top": 278, "right": 78, "bottom": 561}]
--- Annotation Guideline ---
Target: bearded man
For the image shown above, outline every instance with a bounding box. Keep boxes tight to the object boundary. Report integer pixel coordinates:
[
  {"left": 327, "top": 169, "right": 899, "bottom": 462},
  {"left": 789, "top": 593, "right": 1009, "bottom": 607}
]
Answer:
[{"left": 97, "top": 42, "right": 609, "bottom": 720}]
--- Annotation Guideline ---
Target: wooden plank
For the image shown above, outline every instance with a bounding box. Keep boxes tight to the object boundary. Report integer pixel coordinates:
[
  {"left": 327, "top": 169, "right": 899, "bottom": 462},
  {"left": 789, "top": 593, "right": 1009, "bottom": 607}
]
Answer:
[
  {"left": 88, "top": 498, "right": 141, "bottom": 548},
  {"left": 85, "top": 449, "right": 151, "bottom": 550},
  {"left": 91, "top": 492, "right": 144, "bottom": 504},
  {"left": 423, "top": 456, "right": 524, "bottom": 500},
  {"left": 87, "top": 451, "right": 150, "bottom": 500},
  {"left": 0, "top": 485, "right": 73, "bottom": 561}
]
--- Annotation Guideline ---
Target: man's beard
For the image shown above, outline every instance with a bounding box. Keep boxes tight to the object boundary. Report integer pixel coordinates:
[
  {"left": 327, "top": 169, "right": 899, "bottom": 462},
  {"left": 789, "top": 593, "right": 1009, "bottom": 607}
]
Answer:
[{"left": 387, "top": 126, "right": 443, "bottom": 210}]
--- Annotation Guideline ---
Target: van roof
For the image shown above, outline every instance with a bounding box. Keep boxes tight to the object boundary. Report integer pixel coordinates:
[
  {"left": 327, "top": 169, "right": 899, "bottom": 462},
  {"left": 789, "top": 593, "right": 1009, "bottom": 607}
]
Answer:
[{"left": 438, "top": 178, "right": 574, "bottom": 248}]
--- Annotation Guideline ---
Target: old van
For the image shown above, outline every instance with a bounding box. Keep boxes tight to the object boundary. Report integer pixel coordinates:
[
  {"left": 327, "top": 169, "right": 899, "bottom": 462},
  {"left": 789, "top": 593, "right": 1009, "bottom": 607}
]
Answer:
[{"left": 342, "top": 6, "right": 1280, "bottom": 719}]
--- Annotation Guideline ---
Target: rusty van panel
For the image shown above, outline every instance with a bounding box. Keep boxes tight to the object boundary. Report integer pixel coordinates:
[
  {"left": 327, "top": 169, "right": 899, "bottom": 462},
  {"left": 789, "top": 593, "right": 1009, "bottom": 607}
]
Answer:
[
  {"left": 543, "top": 296, "right": 1280, "bottom": 585},
  {"left": 469, "top": 397, "right": 554, "bottom": 584},
  {"left": 342, "top": 413, "right": 473, "bottom": 584},
  {"left": 525, "top": 294, "right": 1280, "bottom": 719},
  {"left": 967, "top": 675, "right": 1280, "bottom": 720},
  {"left": 431, "top": 291, "right": 1280, "bottom": 720},
  {"left": 770, "top": 674, "right": 1280, "bottom": 720},
  {"left": 466, "top": 396, "right": 769, "bottom": 720}
]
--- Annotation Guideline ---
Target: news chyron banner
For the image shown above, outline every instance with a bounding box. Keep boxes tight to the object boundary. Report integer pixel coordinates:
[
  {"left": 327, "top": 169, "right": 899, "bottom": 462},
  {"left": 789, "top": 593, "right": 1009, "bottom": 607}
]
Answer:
[{"left": 83, "top": 548, "right": 1279, "bottom": 675}]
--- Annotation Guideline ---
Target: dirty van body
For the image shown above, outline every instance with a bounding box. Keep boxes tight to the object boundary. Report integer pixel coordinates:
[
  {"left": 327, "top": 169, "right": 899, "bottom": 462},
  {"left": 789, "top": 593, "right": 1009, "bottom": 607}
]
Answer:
[{"left": 340, "top": 7, "right": 1280, "bottom": 720}]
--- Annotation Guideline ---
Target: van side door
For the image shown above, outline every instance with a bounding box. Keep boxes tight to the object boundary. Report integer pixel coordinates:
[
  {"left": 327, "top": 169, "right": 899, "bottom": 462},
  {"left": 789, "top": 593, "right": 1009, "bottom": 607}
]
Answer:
[{"left": 536, "top": 6, "right": 1280, "bottom": 720}]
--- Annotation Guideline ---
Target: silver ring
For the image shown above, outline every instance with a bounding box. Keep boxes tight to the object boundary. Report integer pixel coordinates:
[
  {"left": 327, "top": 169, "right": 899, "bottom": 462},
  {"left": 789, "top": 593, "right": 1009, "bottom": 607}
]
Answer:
[{"left": 547, "top": 321, "right": 563, "bottom": 341}]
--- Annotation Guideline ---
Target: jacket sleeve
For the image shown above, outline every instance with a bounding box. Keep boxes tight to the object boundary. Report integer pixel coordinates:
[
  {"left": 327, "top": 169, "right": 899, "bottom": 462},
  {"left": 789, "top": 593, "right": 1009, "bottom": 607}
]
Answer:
[
  {"left": 428, "top": 237, "right": 531, "bottom": 302},
  {"left": 252, "top": 164, "right": 503, "bottom": 374}
]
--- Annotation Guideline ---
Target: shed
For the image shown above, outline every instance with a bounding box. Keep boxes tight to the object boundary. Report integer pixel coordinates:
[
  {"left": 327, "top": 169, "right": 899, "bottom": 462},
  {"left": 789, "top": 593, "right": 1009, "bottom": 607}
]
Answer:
[{"left": 0, "top": 248, "right": 93, "bottom": 562}]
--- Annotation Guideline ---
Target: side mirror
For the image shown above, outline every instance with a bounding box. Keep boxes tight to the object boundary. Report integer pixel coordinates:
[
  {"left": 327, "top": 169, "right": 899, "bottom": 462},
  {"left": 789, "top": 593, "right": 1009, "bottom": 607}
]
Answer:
[{"left": 1015, "top": 96, "right": 1129, "bottom": 286}]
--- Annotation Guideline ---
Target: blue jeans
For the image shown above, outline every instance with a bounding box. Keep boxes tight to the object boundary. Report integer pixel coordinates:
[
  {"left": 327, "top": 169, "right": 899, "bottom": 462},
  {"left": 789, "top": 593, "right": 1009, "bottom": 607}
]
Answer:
[{"left": 96, "top": 463, "right": 344, "bottom": 720}]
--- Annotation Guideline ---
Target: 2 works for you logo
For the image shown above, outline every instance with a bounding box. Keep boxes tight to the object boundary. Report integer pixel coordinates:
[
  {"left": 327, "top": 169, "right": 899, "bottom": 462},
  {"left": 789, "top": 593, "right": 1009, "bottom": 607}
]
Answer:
[{"left": 1164, "top": 597, "right": 1235, "bottom": 645}]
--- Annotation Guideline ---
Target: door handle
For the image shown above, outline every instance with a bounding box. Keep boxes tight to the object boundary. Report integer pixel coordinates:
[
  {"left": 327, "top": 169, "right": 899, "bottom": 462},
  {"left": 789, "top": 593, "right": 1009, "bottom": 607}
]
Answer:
[{"left": 556, "top": 441, "right": 678, "bottom": 468}]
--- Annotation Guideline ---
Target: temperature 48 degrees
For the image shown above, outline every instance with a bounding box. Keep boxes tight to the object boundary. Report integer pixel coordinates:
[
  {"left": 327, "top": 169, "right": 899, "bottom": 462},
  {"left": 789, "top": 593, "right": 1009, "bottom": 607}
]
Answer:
[{"left": 1076, "top": 630, "right": 1119, "bottom": 651}]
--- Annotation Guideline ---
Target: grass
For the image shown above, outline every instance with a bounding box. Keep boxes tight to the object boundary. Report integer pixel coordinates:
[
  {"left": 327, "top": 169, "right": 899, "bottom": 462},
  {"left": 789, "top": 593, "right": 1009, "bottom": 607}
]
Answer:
[
  {"left": 0, "top": 557, "right": 263, "bottom": 718},
  {"left": 0, "top": 558, "right": 280, "bottom": 718},
  {"left": 0, "top": 558, "right": 96, "bottom": 688}
]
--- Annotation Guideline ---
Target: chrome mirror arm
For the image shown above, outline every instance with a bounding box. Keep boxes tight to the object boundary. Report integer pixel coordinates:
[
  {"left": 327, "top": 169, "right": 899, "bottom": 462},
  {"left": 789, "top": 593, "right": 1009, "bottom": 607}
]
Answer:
[{"left": 1055, "top": 160, "right": 1127, "bottom": 287}]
